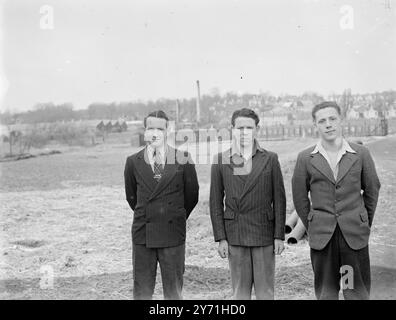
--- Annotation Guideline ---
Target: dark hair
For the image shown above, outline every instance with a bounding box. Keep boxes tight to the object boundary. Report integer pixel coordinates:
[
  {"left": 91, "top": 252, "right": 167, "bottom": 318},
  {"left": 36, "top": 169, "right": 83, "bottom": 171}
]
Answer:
[
  {"left": 231, "top": 108, "right": 260, "bottom": 126},
  {"left": 312, "top": 101, "right": 341, "bottom": 120},
  {"left": 144, "top": 110, "right": 169, "bottom": 127}
]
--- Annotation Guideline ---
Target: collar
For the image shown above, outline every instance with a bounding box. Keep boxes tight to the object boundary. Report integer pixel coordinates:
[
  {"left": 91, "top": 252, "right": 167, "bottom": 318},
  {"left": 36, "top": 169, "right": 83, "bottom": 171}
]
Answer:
[
  {"left": 146, "top": 143, "right": 167, "bottom": 159},
  {"left": 230, "top": 139, "right": 264, "bottom": 160},
  {"left": 311, "top": 138, "right": 356, "bottom": 155}
]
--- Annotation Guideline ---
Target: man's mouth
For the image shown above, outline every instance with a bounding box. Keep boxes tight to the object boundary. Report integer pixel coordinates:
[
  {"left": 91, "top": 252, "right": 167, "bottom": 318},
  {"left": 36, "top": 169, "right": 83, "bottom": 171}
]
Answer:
[{"left": 326, "top": 130, "right": 335, "bottom": 134}]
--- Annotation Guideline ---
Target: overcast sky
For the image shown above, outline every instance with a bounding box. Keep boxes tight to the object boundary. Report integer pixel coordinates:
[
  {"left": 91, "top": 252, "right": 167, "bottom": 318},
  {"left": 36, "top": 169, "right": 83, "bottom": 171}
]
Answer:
[{"left": 0, "top": 0, "right": 395, "bottom": 111}]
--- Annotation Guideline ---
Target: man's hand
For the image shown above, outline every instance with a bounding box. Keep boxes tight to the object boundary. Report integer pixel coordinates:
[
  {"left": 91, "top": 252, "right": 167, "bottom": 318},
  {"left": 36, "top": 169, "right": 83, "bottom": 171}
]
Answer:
[
  {"left": 274, "top": 239, "right": 284, "bottom": 255},
  {"left": 218, "top": 240, "right": 229, "bottom": 258}
]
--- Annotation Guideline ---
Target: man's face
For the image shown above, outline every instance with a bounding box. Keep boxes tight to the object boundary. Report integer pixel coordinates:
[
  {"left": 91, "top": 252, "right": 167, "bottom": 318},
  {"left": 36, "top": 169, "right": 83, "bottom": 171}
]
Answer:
[
  {"left": 314, "top": 107, "right": 342, "bottom": 143},
  {"left": 144, "top": 116, "right": 167, "bottom": 148},
  {"left": 232, "top": 117, "right": 258, "bottom": 148}
]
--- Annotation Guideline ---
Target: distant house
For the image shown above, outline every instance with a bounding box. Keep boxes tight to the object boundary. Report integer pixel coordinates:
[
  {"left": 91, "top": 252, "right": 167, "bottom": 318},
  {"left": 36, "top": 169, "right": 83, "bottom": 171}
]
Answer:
[
  {"left": 356, "top": 106, "right": 367, "bottom": 118},
  {"left": 348, "top": 105, "right": 380, "bottom": 119},
  {"left": 261, "top": 112, "right": 288, "bottom": 125},
  {"left": 388, "top": 105, "right": 396, "bottom": 118},
  {"left": 364, "top": 106, "right": 378, "bottom": 119},
  {"left": 298, "top": 100, "right": 314, "bottom": 112},
  {"left": 347, "top": 107, "right": 361, "bottom": 119},
  {"left": 96, "top": 121, "right": 105, "bottom": 131},
  {"left": 105, "top": 121, "right": 112, "bottom": 132},
  {"left": 111, "top": 121, "right": 122, "bottom": 133},
  {"left": 282, "top": 102, "right": 294, "bottom": 108},
  {"left": 121, "top": 121, "right": 128, "bottom": 131}
]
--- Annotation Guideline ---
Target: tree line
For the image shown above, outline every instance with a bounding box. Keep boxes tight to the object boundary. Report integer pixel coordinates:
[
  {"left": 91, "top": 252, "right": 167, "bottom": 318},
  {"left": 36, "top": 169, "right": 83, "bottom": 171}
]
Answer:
[{"left": 1, "top": 90, "right": 395, "bottom": 126}]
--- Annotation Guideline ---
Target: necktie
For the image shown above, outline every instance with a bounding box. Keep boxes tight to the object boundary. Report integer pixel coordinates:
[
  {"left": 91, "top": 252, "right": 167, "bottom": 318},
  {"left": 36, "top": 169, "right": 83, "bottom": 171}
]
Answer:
[{"left": 153, "top": 150, "right": 164, "bottom": 181}]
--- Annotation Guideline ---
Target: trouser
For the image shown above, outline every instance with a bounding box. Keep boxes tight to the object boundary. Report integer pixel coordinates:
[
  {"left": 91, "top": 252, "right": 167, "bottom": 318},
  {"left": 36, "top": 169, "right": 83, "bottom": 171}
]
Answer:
[
  {"left": 132, "top": 243, "right": 185, "bottom": 300},
  {"left": 228, "top": 244, "right": 275, "bottom": 300},
  {"left": 310, "top": 224, "right": 371, "bottom": 300}
]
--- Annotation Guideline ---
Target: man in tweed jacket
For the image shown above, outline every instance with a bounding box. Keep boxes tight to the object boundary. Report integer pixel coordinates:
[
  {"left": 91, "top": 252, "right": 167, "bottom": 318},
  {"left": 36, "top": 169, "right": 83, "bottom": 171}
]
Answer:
[
  {"left": 292, "top": 101, "right": 380, "bottom": 300},
  {"left": 210, "top": 108, "right": 286, "bottom": 299},
  {"left": 124, "top": 110, "right": 199, "bottom": 300}
]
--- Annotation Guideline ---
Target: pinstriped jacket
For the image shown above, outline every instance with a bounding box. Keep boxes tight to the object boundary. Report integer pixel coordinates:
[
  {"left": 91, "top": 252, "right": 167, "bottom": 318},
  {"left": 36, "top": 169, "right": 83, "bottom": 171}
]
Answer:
[
  {"left": 124, "top": 146, "right": 199, "bottom": 248},
  {"left": 210, "top": 143, "right": 286, "bottom": 246}
]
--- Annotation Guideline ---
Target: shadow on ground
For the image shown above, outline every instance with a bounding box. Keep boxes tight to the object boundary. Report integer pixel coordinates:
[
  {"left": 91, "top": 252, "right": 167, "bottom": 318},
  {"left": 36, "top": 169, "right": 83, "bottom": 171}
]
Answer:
[{"left": 1, "top": 264, "right": 394, "bottom": 300}]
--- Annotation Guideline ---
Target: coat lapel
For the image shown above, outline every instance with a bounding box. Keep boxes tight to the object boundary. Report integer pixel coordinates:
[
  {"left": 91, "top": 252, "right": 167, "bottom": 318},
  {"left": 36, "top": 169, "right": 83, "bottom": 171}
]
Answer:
[
  {"left": 239, "top": 151, "right": 270, "bottom": 200},
  {"left": 135, "top": 148, "right": 157, "bottom": 192},
  {"left": 310, "top": 152, "right": 336, "bottom": 184},
  {"left": 148, "top": 146, "right": 178, "bottom": 201},
  {"left": 336, "top": 152, "right": 359, "bottom": 183}
]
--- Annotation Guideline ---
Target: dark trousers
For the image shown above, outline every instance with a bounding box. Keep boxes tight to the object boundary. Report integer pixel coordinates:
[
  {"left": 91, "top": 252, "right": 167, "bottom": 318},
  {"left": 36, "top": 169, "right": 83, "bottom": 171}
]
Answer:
[
  {"left": 132, "top": 243, "right": 185, "bottom": 300},
  {"left": 228, "top": 244, "right": 275, "bottom": 300},
  {"left": 310, "top": 224, "right": 371, "bottom": 300}
]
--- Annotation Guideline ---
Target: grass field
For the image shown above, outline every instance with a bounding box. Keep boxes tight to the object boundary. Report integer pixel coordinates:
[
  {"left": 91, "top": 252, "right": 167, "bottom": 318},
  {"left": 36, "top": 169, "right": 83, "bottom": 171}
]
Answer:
[{"left": 0, "top": 134, "right": 395, "bottom": 299}]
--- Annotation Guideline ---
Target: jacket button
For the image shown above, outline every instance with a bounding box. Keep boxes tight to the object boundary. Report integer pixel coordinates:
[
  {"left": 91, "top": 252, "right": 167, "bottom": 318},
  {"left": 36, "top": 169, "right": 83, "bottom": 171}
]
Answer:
[
  {"left": 168, "top": 220, "right": 173, "bottom": 224},
  {"left": 335, "top": 213, "right": 340, "bottom": 217},
  {"left": 336, "top": 185, "right": 340, "bottom": 189}
]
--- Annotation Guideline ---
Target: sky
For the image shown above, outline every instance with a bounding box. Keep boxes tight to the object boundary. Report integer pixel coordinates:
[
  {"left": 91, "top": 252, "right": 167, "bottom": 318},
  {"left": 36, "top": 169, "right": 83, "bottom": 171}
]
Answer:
[{"left": 0, "top": 0, "right": 395, "bottom": 112}]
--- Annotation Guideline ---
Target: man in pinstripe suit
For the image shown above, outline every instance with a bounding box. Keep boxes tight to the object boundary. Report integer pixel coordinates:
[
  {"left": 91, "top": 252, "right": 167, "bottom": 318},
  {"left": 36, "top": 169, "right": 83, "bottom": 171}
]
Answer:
[
  {"left": 124, "top": 110, "right": 199, "bottom": 300},
  {"left": 210, "top": 108, "right": 286, "bottom": 299}
]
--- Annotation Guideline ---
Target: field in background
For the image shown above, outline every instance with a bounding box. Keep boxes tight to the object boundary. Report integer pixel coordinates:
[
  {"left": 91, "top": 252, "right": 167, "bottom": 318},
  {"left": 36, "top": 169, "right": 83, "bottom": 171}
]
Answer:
[{"left": 0, "top": 135, "right": 395, "bottom": 299}]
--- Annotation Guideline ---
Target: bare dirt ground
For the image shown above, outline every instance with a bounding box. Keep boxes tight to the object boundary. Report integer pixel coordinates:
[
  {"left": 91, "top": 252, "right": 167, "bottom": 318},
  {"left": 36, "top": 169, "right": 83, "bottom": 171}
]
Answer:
[{"left": 0, "top": 135, "right": 395, "bottom": 299}]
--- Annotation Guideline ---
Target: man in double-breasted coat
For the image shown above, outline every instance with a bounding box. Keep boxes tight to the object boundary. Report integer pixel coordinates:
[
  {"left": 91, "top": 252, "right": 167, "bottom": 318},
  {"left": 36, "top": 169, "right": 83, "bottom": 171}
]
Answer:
[{"left": 124, "top": 110, "right": 199, "bottom": 300}]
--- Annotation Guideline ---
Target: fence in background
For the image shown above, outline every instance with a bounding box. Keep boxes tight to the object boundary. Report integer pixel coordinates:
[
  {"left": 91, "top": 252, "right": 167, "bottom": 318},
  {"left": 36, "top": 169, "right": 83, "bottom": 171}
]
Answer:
[{"left": 257, "top": 118, "right": 390, "bottom": 140}]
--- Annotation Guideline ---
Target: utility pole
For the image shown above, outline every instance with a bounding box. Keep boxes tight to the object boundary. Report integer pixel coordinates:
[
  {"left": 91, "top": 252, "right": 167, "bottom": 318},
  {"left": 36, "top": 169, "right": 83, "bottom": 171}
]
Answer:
[
  {"left": 196, "top": 80, "right": 201, "bottom": 124},
  {"left": 175, "top": 99, "right": 180, "bottom": 124}
]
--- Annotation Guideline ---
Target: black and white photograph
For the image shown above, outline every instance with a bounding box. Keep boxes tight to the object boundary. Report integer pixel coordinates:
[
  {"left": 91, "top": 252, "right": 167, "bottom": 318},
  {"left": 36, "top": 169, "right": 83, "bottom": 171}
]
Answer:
[{"left": 0, "top": 0, "right": 395, "bottom": 303}]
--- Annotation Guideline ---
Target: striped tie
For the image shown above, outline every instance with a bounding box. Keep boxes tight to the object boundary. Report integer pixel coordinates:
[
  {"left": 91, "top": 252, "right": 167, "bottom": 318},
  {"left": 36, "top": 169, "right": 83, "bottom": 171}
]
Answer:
[{"left": 153, "top": 150, "right": 163, "bottom": 182}]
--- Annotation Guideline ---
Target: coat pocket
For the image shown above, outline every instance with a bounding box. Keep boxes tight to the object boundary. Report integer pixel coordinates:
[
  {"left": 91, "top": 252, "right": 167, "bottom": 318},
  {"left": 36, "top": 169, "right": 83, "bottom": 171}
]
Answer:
[
  {"left": 224, "top": 210, "right": 235, "bottom": 220},
  {"left": 359, "top": 211, "right": 368, "bottom": 222}
]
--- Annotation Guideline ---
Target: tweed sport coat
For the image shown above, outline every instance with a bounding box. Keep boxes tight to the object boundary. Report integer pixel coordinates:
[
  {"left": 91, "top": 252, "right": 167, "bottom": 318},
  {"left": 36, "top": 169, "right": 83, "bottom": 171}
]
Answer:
[
  {"left": 292, "top": 142, "right": 380, "bottom": 251},
  {"left": 124, "top": 146, "right": 199, "bottom": 248},
  {"left": 210, "top": 145, "right": 286, "bottom": 247}
]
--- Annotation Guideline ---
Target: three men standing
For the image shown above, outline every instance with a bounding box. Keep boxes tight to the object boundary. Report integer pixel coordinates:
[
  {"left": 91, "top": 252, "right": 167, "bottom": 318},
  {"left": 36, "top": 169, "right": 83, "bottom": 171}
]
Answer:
[
  {"left": 292, "top": 101, "right": 381, "bottom": 300},
  {"left": 209, "top": 108, "right": 286, "bottom": 300},
  {"left": 125, "top": 103, "right": 380, "bottom": 300},
  {"left": 124, "top": 110, "right": 199, "bottom": 300}
]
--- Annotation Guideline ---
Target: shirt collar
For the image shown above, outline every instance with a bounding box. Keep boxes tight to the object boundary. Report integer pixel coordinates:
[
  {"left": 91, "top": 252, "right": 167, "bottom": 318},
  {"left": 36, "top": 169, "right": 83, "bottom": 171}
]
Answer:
[
  {"left": 311, "top": 138, "right": 356, "bottom": 155},
  {"left": 230, "top": 139, "right": 264, "bottom": 159},
  {"left": 146, "top": 143, "right": 167, "bottom": 159}
]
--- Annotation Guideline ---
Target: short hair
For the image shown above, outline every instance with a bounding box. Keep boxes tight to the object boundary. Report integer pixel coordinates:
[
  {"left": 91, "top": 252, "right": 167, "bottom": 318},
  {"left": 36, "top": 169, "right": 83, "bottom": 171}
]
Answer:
[
  {"left": 312, "top": 101, "right": 341, "bottom": 120},
  {"left": 231, "top": 108, "right": 260, "bottom": 127},
  {"left": 144, "top": 110, "right": 169, "bottom": 127}
]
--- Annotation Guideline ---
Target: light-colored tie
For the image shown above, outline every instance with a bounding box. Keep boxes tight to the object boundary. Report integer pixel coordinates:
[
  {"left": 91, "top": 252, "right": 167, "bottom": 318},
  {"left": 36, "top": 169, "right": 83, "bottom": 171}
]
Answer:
[{"left": 153, "top": 150, "right": 163, "bottom": 182}]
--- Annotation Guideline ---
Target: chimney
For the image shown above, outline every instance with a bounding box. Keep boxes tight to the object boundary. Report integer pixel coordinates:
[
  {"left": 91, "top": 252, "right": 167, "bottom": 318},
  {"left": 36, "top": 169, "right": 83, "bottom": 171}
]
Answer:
[{"left": 196, "top": 80, "right": 201, "bottom": 123}]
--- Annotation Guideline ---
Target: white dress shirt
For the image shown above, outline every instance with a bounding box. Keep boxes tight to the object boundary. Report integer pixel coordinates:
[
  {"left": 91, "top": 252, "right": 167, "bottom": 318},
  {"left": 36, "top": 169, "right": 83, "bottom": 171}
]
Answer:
[
  {"left": 311, "top": 138, "right": 357, "bottom": 180},
  {"left": 146, "top": 144, "right": 166, "bottom": 172}
]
